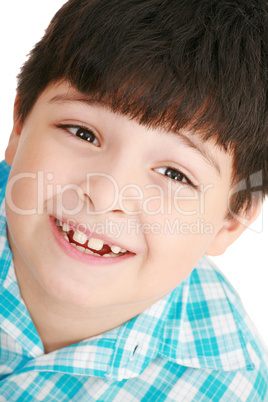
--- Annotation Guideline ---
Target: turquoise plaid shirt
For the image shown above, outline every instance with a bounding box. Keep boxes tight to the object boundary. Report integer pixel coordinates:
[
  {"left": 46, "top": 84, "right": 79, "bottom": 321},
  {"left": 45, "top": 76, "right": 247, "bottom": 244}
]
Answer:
[{"left": 0, "top": 160, "right": 267, "bottom": 401}]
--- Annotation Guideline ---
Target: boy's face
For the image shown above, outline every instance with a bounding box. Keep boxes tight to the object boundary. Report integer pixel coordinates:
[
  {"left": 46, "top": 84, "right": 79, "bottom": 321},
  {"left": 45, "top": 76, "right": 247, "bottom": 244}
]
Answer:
[{"left": 5, "top": 81, "right": 235, "bottom": 310}]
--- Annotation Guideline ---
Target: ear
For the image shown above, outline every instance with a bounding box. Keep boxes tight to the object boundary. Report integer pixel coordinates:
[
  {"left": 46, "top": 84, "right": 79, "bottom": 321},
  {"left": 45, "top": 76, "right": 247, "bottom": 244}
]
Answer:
[
  {"left": 5, "top": 96, "right": 23, "bottom": 166},
  {"left": 206, "top": 201, "right": 262, "bottom": 256}
]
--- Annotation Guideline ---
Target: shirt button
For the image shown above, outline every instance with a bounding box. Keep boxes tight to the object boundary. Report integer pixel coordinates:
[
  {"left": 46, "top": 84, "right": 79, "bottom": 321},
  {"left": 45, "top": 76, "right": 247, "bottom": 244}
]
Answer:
[{"left": 130, "top": 344, "right": 139, "bottom": 361}]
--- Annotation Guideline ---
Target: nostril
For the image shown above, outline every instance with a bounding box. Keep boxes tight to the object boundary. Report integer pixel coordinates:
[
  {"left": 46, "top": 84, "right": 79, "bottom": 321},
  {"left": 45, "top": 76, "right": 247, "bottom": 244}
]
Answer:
[
  {"left": 111, "top": 209, "right": 125, "bottom": 214},
  {"left": 83, "top": 193, "right": 94, "bottom": 205},
  {"left": 83, "top": 192, "right": 97, "bottom": 213}
]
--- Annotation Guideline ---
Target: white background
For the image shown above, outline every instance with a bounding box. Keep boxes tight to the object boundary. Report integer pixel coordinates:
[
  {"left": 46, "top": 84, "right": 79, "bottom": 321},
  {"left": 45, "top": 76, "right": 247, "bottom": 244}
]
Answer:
[{"left": 0, "top": 1, "right": 267, "bottom": 348}]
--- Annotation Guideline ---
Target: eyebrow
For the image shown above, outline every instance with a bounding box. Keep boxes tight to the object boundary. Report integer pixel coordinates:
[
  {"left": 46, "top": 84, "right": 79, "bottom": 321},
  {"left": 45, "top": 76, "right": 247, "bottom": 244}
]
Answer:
[
  {"left": 160, "top": 130, "right": 221, "bottom": 177},
  {"left": 49, "top": 93, "right": 221, "bottom": 176},
  {"left": 49, "top": 93, "right": 105, "bottom": 107}
]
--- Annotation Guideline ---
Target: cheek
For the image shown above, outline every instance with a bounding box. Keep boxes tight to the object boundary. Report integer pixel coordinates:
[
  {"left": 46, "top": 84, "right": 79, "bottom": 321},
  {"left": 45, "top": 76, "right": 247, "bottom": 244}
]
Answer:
[
  {"left": 141, "top": 187, "right": 221, "bottom": 239},
  {"left": 141, "top": 186, "right": 229, "bottom": 272},
  {"left": 138, "top": 232, "right": 198, "bottom": 295},
  {"left": 5, "top": 172, "right": 41, "bottom": 214},
  {"left": 142, "top": 185, "right": 202, "bottom": 216},
  {"left": 143, "top": 184, "right": 226, "bottom": 223}
]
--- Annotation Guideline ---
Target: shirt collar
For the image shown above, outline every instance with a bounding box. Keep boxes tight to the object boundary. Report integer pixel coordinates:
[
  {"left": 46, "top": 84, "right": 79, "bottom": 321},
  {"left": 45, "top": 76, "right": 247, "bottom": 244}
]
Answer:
[
  {"left": 0, "top": 256, "right": 256, "bottom": 381},
  {"left": 106, "top": 258, "right": 256, "bottom": 380}
]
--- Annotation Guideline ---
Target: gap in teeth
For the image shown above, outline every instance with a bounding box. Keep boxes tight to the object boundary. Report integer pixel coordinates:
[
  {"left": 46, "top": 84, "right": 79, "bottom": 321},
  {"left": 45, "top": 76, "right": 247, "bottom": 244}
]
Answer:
[
  {"left": 70, "top": 242, "right": 118, "bottom": 257},
  {"left": 56, "top": 219, "right": 127, "bottom": 256}
]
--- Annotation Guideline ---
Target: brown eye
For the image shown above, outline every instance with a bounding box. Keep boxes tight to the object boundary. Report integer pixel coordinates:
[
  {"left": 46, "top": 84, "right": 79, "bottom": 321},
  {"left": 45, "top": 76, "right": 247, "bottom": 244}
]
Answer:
[
  {"left": 154, "top": 167, "right": 197, "bottom": 188},
  {"left": 165, "top": 167, "right": 186, "bottom": 182},
  {"left": 68, "top": 126, "right": 100, "bottom": 146},
  {"left": 57, "top": 124, "right": 100, "bottom": 146}
]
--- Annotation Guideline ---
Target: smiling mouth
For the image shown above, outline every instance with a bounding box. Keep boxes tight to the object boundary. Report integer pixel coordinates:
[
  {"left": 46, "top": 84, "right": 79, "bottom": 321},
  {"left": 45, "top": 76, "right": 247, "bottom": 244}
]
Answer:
[{"left": 55, "top": 219, "right": 128, "bottom": 258}]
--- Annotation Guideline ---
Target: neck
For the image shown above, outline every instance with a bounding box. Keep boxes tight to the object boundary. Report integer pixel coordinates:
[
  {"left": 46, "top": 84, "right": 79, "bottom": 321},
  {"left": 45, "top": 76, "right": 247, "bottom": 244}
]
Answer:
[{"left": 13, "top": 256, "right": 157, "bottom": 354}]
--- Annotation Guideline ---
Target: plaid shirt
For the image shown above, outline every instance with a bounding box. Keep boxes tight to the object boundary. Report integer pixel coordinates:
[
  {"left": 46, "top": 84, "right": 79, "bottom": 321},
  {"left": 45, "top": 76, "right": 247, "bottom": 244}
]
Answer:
[{"left": 0, "top": 160, "right": 267, "bottom": 402}]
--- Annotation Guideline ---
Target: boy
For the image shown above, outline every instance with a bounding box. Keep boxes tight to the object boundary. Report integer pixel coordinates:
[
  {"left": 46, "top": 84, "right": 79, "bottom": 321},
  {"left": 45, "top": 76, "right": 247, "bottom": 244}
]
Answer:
[{"left": 0, "top": 0, "right": 267, "bottom": 400}]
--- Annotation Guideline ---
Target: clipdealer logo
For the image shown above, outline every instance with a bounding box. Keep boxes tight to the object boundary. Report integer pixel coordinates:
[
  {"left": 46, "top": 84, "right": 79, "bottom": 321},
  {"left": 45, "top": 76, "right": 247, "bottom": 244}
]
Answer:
[
  {"left": 65, "top": 217, "right": 214, "bottom": 239},
  {"left": 5, "top": 171, "right": 214, "bottom": 217}
]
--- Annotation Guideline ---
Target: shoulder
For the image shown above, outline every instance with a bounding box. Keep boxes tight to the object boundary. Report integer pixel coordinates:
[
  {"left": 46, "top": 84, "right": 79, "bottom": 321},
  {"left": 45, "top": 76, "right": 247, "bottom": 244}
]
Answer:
[
  {"left": 0, "top": 160, "right": 10, "bottom": 207},
  {"left": 0, "top": 160, "right": 12, "bottom": 283},
  {"left": 155, "top": 256, "right": 268, "bottom": 401},
  {"left": 196, "top": 257, "right": 268, "bottom": 365},
  {"left": 0, "top": 160, "right": 11, "bottom": 190}
]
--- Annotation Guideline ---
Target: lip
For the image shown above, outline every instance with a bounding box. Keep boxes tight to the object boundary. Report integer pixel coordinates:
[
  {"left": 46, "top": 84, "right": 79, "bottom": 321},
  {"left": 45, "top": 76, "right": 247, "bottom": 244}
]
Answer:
[
  {"left": 50, "top": 216, "right": 135, "bottom": 265},
  {"left": 54, "top": 215, "right": 134, "bottom": 253}
]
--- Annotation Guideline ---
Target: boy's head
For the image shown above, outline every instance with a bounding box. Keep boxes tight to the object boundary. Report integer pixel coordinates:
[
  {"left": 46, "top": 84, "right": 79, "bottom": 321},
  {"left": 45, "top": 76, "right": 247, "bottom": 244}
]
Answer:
[
  {"left": 14, "top": 0, "right": 268, "bottom": 216},
  {"left": 4, "top": 0, "right": 267, "bottom": 310}
]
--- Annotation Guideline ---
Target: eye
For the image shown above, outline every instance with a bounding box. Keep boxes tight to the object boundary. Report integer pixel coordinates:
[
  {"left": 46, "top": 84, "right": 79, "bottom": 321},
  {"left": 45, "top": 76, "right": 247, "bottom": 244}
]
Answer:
[
  {"left": 58, "top": 124, "right": 100, "bottom": 146},
  {"left": 155, "top": 167, "right": 197, "bottom": 188}
]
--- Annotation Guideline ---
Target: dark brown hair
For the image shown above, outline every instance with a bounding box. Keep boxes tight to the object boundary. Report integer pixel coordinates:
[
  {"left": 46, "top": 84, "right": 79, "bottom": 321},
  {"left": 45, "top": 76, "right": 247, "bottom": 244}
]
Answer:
[{"left": 16, "top": 0, "right": 268, "bottom": 216}]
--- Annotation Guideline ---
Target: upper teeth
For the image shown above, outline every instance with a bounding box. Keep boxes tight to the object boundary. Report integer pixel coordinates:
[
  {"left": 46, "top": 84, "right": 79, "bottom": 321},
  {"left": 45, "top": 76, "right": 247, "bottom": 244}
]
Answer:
[
  {"left": 62, "top": 223, "right": 70, "bottom": 232},
  {"left": 58, "top": 220, "right": 127, "bottom": 254},
  {"left": 88, "top": 237, "right": 104, "bottom": 251},
  {"left": 111, "top": 246, "right": 122, "bottom": 254},
  {"left": 73, "top": 230, "right": 88, "bottom": 245}
]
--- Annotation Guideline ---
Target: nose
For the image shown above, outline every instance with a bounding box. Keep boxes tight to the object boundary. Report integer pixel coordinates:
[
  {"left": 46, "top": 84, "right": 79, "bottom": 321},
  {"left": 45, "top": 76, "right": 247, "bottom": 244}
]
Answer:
[{"left": 79, "top": 159, "right": 145, "bottom": 216}]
